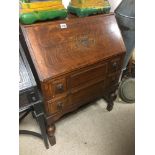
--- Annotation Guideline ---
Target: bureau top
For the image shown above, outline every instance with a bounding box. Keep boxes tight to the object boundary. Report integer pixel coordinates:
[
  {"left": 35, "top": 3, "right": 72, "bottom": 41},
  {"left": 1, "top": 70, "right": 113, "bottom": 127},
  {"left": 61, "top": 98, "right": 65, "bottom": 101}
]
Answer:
[{"left": 21, "top": 14, "right": 126, "bottom": 82}]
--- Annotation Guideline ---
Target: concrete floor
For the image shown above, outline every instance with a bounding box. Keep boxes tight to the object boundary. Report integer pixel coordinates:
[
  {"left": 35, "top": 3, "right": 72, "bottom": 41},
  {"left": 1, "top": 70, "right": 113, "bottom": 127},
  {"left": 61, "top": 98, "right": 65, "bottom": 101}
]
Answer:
[{"left": 19, "top": 98, "right": 135, "bottom": 155}]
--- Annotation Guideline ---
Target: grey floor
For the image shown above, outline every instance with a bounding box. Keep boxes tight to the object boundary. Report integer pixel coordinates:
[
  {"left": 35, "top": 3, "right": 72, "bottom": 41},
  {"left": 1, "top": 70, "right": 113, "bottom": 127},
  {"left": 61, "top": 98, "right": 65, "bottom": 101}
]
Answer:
[{"left": 19, "top": 98, "right": 135, "bottom": 155}]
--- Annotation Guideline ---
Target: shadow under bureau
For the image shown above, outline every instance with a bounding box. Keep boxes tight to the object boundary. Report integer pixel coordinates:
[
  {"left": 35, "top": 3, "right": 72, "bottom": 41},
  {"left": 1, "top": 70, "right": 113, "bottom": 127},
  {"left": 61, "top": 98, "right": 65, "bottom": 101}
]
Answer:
[{"left": 20, "top": 13, "right": 126, "bottom": 146}]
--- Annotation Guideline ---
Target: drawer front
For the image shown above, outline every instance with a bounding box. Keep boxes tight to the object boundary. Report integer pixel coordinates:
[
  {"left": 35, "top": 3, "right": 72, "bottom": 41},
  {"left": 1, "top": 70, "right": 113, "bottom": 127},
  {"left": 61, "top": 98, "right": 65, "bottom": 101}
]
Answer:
[
  {"left": 70, "top": 63, "right": 107, "bottom": 90},
  {"left": 41, "top": 78, "right": 67, "bottom": 100},
  {"left": 53, "top": 78, "right": 67, "bottom": 97},
  {"left": 108, "top": 56, "right": 123, "bottom": 73},
  {"left": 47, "top": 97, "right": 69, "bottom": 115},
  {"left": 70, "top": 80, "right": 106, "bottom": 106},
  {"left": 107, "top": 72, "right": 121, "bottom": 87}
]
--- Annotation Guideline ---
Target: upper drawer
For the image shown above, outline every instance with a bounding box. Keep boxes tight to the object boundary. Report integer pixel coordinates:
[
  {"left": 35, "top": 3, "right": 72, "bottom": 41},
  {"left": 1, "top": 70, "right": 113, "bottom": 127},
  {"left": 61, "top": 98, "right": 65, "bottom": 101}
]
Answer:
[
  {"left": 70, "top": 80, "right": 106, "bottom": 106},
  {"left": 108, "top": 56, "right": 123, "bottom": 73},
  {"left": 70, "top": 63, "right": 107, "bottom": 90},
  {"left": 41, "top": 78, "right": 67, "bottom": 100},
  {"left": 53, "top": 78, "right": 67, "bottom": 97}
]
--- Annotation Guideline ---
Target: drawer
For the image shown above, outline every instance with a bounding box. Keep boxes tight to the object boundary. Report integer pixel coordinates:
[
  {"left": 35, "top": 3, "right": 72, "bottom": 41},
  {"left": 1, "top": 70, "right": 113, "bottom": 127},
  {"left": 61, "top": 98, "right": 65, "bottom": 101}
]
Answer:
[
  {"left": 70, "top": 80, "right": 106, "bottom": 106},
  {"left": 41, "top": 78, "right": 67, "bottom": 100},
  {"left": 47, "top": 97, "right": 69, "bottom": 115},
  {"left": 70, "top": 63, "right": 107, "bottom": 90},
  {"left": 53, "top": 78, "right": 67, "bottom": 97},
  {"left": 107, "top": 72, "right": 120, "bottom": 87},
  {"left": 108, "top": 56, "right": 123, "bottom": 73}
]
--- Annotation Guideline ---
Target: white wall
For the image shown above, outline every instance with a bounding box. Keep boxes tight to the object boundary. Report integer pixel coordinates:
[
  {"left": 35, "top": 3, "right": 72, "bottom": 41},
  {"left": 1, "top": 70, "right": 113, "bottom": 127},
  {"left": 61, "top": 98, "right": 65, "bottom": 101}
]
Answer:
[{"left": 62, "top": 0, "right": 70, "bottom": 8}]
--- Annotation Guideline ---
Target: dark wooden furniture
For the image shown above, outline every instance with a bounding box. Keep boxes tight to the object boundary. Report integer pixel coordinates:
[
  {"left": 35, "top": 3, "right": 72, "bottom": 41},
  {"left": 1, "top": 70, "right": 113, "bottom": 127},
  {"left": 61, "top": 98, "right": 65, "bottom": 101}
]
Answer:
[
  {"left": 20, "top": 13, "right": 126, "bottom": 145},
  {"left": 19, "top": 42, "right": 49, "bottom": 149}
]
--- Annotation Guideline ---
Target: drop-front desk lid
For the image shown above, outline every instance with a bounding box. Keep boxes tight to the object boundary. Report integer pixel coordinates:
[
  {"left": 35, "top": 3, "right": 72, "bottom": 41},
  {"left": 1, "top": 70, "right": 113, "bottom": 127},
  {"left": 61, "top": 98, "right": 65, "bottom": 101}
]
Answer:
[{"left": 21, "top": 13, "right": 126, "bottom": 82}]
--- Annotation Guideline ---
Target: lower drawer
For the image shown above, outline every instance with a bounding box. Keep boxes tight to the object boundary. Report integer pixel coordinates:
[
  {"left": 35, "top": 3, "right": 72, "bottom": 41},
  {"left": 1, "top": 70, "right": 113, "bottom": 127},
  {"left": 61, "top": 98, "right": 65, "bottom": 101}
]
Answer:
[{"left": 46, "top": 97, "right": 69, "bottom": 115}]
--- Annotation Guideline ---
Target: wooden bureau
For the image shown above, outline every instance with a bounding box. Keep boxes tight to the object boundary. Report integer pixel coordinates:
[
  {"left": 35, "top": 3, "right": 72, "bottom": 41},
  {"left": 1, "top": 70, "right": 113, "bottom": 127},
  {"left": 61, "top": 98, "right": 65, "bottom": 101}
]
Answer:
[{"left": 20, "top": 13, "right": 126, "bottom": 145}]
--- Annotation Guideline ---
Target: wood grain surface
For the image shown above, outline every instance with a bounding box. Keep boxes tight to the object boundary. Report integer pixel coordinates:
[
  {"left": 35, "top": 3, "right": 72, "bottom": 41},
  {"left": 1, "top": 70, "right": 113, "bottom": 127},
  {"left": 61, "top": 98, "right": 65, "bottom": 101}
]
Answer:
[{"left": 21, "top": 14, "right": 125, "bottom": 81}]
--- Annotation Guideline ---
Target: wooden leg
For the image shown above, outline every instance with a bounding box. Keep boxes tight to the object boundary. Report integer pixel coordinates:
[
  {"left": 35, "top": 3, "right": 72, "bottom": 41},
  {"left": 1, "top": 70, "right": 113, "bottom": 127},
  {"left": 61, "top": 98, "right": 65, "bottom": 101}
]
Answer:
[
  {"left": 104, "top": 92, "right": 117, "bottom": 112},
  {"left": 47, "top": 124, "right": 56, "bottom": 146},
  {"left": 46, "top": 116, "right": 56, "bottom": 146}
]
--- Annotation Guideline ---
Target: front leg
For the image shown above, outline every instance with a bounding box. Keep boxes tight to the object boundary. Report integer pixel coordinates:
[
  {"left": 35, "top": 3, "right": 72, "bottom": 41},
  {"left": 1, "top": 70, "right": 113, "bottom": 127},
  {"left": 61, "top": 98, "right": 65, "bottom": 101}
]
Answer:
[
  {"left": 47, "top": 124, "right": 56, "bottom": 146},
  {"left": 107, "top": 92, "right": 117, "bottom": 111},
  {"left": 46, "top": 116, "right": 56, "bottom": 146},
  {"left": 104, "top": 92, "right": 117, "bottom": 112}
]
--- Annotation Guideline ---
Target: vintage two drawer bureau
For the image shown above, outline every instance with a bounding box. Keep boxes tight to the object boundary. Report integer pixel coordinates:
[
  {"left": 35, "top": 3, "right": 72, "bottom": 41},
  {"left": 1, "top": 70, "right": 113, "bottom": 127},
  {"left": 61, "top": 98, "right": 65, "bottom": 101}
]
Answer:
[{"left": 20, "top": 13, "right": 126, "bottom": 145}]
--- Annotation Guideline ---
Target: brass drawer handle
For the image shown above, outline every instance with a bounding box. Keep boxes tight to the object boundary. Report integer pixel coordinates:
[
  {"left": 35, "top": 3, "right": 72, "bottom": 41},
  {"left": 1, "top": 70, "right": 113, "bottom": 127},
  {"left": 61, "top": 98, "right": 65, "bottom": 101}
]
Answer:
[{"left": 56, "top": 84, "right": 64, "bottom": 92}]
